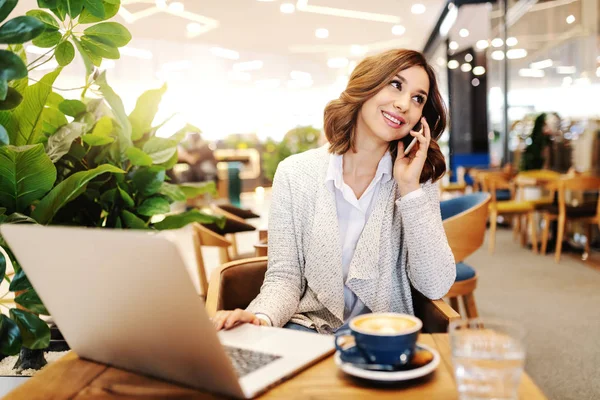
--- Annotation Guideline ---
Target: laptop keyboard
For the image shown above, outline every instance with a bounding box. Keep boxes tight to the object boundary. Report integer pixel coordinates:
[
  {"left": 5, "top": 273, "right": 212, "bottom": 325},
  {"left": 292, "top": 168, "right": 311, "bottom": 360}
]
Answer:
[{"left": 223, "top": 346, "right": 282, "bottom": 377}]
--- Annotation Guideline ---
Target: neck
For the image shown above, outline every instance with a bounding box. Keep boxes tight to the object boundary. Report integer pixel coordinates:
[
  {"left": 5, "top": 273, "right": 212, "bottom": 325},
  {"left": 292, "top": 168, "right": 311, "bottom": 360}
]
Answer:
[{"left": 343, "top": 125, "right": 389, "bottom": 177}]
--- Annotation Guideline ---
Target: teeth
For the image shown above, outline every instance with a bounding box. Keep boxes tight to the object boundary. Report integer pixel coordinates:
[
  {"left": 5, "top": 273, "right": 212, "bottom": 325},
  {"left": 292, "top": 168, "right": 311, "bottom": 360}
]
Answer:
[{"left": 383, "top": 111, "right": 402, "bottom": 125}]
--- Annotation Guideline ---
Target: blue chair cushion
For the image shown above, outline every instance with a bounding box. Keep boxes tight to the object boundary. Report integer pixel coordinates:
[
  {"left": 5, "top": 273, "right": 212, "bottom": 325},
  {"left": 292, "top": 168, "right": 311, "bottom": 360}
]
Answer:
[
  {"left": 496, "top": 189, "right": 512, "bottom": 201},
  {"left": 455, "top": 262, "right": 476, "bottom": 281},
  {"left": 440, "top": 192, "right": 490, "bottom": 220}
]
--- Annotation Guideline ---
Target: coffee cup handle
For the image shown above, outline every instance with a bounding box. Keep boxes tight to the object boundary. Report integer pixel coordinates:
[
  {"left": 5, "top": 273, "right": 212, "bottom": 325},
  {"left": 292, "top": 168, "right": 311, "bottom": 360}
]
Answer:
[{"left": 335, "top": 330, "right": 368, "bottom": 364}]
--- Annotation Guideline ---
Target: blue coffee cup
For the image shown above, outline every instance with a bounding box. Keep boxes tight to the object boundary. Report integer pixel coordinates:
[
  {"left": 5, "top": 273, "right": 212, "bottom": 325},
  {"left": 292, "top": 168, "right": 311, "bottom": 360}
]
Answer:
[{"left": 335, "top": 313, "right": 422, "bottom": 366}]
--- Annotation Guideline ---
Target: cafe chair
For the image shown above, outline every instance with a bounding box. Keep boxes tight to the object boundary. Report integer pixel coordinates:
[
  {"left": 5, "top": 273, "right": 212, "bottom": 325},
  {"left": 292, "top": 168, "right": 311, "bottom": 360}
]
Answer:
[
  {"left": 205, "top": 257, "right": 460, "bottom": 333},
  {"left": 202, "top": 204, "right": 257, "bottom": 260},
  {"left": 441, "top": 193, "right": 491, "bottom": 318},
  {"left": 213, "top": 203, "right": 260, "bottom": 220},
  {"left": 539, "top": 176, "right": 600, "bottom": 262}
]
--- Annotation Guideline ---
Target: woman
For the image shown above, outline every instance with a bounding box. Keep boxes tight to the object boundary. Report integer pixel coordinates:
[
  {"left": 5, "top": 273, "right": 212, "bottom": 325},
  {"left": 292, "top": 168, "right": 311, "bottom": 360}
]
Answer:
[{"left": 213, "top": 49, "right": 456, "bottom": 334}]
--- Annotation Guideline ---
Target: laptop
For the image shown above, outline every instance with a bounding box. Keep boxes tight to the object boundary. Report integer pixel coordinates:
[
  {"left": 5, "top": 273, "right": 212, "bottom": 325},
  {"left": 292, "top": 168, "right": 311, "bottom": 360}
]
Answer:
[{"left": 0, "top": 224, "right": 334, "bottom": 399}]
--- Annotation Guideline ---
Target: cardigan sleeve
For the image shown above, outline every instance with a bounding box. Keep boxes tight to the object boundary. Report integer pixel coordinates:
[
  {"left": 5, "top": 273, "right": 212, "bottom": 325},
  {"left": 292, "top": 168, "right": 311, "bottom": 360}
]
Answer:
[
  {"left": 396, "top": 181, "right": 456, "bottom": 299},
  {"left": 245, "top": 160, "right": 303, "bottom": 327}
]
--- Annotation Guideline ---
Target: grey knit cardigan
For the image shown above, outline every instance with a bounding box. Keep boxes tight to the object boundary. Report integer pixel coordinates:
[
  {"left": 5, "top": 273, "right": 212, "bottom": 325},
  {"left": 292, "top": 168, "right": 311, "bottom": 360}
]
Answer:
[{"left": 247, "top": 145, "right": 456, "bottom": 334}]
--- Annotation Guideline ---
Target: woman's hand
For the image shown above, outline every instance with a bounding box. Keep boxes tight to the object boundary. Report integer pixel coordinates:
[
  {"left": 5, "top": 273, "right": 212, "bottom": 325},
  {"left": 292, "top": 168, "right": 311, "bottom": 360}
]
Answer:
[
  {"left": 394, "top": 116, "right": 431, "bottom": 196},
  {"left": 212, "top": 309, "right": 266, "bottom": 331}
]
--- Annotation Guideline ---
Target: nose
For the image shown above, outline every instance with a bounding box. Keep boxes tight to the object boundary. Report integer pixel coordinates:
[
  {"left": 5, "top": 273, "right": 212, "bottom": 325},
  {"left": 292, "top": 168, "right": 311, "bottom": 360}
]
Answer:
[{"left": 393, "top": 92, "right": 410, "bottom": 113}]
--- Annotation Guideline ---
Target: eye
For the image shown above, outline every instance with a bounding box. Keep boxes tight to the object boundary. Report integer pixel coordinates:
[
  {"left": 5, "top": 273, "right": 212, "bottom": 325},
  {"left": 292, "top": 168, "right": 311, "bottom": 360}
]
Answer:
[
  {"left": 390, "top": 79, "right": 402, "bottom": 90},
  {"left": 413, "top": 95, "right": 426, "bottom": 104}
]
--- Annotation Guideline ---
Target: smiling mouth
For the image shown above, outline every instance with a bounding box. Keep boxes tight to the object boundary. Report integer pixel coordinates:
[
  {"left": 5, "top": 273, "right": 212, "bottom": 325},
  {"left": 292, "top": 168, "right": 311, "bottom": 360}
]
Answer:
[{"left": 382, "top": 111, "right": 405, "bottom": 126}]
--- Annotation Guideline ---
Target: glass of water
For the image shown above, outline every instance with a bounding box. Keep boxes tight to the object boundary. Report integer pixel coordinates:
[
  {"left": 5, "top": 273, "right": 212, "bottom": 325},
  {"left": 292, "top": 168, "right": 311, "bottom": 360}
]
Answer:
[{"left": 449, "top": 318, "right": 526, "bottom": 400}]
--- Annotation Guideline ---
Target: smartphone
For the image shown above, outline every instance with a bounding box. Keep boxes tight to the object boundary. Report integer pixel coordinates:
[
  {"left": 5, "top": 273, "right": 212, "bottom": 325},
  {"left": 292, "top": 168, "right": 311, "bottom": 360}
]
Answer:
[{"left": 403, "top": 120, "right": 424, "bottom": 155}]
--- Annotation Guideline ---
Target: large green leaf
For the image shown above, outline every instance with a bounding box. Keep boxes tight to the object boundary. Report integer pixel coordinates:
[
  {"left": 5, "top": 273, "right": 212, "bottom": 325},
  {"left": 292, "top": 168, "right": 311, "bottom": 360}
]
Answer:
[
  {"left": 129, "top": 84, "right": 167, "bottom": 141},
  {"left": 31, "top": 30, "right": 61, "bottom": 48},
  {"left": 132, "top": 166, "right": 165, "bottom": 196},
  {"left": 0, "top": 16, "right": 45, "bottom": 44},
  {"left": 0, "top": 0, "right": 18, "bottom": 24},
  {"left": 37, "top": 0, "right": 58, "bottom": 8},
  {"left": 159, "top": 182, "right": 186, "bottom": 202},
  {"left": 9, "top": 309, "right": 50, "bottom": 350},
  {"left": 82, "top": 0, "right": 105, "bottom": 18},
  {"left": 117, "top": 186, "right": 134, "bottom": 207},
  {"left": 0, "top": 49, "right": 27, "bottom": 81},
  {"left": 45, "top": 121, "right": 86, "bottom": 162},
  {"left": 0, "top": 249, "right": 5, "bottom": 281},
  {"left": 15, "top": 290, "right": 49, "bottom": 315},
  {"left": 3, "top": 212, "right": 37, "bottom": 223},
  {"left": 0, "top": 86, "right": 22, "bottom": 110},
  {"left": 46, "top": 91, "right": 64, "bottom": 109},
  {"left": 72, "top": 36, "right": 95, "bottom": 77},
  {"left": 95, "top": 71, "right": 131, "bottom": 151},
  {"left": 121, "top": 210, "right": 146, "bottom": 229},
  {"left": 41, "top": 106, "right": 67, "bottom": 135},
  {"left": 153, "top": 210, "right": 224, "bottom": 230},
  {"left": 6, "top": 44, "right": 27, "bottom": 94},
  {"left": 0, "top": 314, "right": 22, "bottom": 356},
  {"left": 9, "top": 268, "right": 32, "bottom": 291},
  {"left": 179, "top": 181, "right": 217, "bottom": 199},
  {"left": 78, "top": 1, "right": 119, "bottom": 24},
  {"left": 137, "top": 196, "right": 170, "bottom": 216},
  {"left": 126, "top": 147, "right": 152, "bottom": 167},
  {"left": 84, "top": 22, "right": 131, "bottom": 47},
  {"left": 81, "top": 34, "right": 119, "bottom": 59},
  {"left": 142, "top": 137, "right": 177, "bottom": 164},
  {"left": 91, "top": 115, "right": 113, "bottom": 136},
  {"left": 55, "top": 40, "right": 75, "bottom": 66},
  {"left": 25, "top": 10, "right": 59, "bottom": 30},
  {"left": 0, "top": 124, "right": 7, "bottom": 145},
  {"left": 7, "top": 68, "right": 61, "bottom": 146},
  {"left": 64, "top": 0, "right": 84, "bottom": 18},
  {"left": 0, "top": 144, "right": 57, "bottom": 214},
  {"left": 82, "top": 134, "right": 113, "bottom": 146},
  {"left": 59, "top": 99, "right": 86, "bottom": 117},
  {"left": 31, "top": 164, "right": 125, "bottom": 224}
]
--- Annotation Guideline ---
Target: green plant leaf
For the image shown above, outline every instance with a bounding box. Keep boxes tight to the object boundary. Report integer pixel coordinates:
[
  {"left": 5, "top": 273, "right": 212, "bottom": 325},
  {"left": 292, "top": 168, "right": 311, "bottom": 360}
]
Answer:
[
  {"left": 153, "top": 209, "right": 224, "bottom": 230},
  {"left": 72, "top": 36, "right": 95, "bottom": 77},
  {"left": 7, "top": 68, "right": 61, "bottom": 146},
  {"left": 159, "top": 182, "right": 186, "bottom": 202},
  {"left": 118, "top": 186, "right": 134, "bottom": 207},
  {"left": 9, "top": 309, "right": 50, "bottom": 350},
  {"left": 9, "top": 268, "right": 32, "bottom": 291},
  {"left": 82, "top": 0, "right": 105, "bottom": 18},
  {"left": 137, "top": 196, "right": 170, "bottom": 216},
  {"left": 84, "top": 21, "right": 131, "bottom": 47},
  {"left": 157, "top": 149, "right": 178, "bottom": 169},
  {"left": 6, "top": 44, "right": 27, "bottom": 94},
  {"left": 0, "top": 144, "right": 57, "bottom": 214},
  {"left": 0, "top": 49, "right": 27, "bottom": 81},
  {"left": 15, "top": 290, "right": 49, "bottom": 315},
  {"left": 31, "top": 30, "right": 61, "bottom": 48},
  {"left": 126, "top": 147, "right": 152, "bottom": 166},
  {"left": 25, "top": 9, "right": 59, "bottom": 30},
  {"left": 179, "top": 181, "right": 217, "bottom": 199},
  {"left": 0, "top": 0, "right": 18, "bottom": 24},
  {"left": 4, "top": 212, "right": 37, "bottom": 224},
  {"left": 37, "top": 0, "right": 58, "bottom": 8},
  {"left": 31, "top": 164, "right": 125, "bottom": 224},
  {"left": 0, "top": 86, "right": 22, "bottom": 110},
  {"left": 45, "top": 121, "right": 86, "bottom": 162},
  {"left": 0, "top": 249, "right": 5, "bottom": 281},
  {"left": 64, "top": 0, "right": 84, "bottom": 18},
  {"left": 142, "top": 137, "right": 177, "bottom": 164},
  {"left": 41, "top": 106, "right": 67, "bottom": 135},
  {"left": 49, "top": 6, "right": 66, "bottom": 22},
  {"left": 81, "top": 34, "right": 119, "bottom": 59},
  {"left": 0, "top": 16, "right": 45, "bottom": 44},
  {"left": 95, "top": 71, "right": 131, "bottom": 152},
  {"left": 121, "top": 210, "right": 146, "bottom": 229},
  {"left": 55, "top": 40, "right": 75, "bottom": 66},
  {"left": 46, "top": 91, "right": 64, "bottom": 109},
  {"left": 82, "top": 133, "right": 113, "bottom": 146},
  {"left": 132, "top": 166, "right": 165, "bottom": 196},
  {"left": 91, "top": 115, "right": 113, "bottom": 136},
  {"left": 59, "top": 99, "right": 86, "bottom": 117},
  {"left": 0, "top": 124, "right": 7, "bottom": 145},
  {"left": 129, "top": 84, "right": 166, "bottom": 141},
  {"left": 0, "top": 314, "right": 22, "bottom": 356},
  {"left": 0, "top": 79, "right": 6, "bottom": 101},
  {"left": 78, "top": 0, "right": 118, "bottom": 24}
]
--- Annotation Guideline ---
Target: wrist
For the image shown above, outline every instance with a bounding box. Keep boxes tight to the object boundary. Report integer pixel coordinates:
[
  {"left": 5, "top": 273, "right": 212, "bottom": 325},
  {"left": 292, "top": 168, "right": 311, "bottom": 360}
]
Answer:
[{"left": 397, "top": 182, "right": 420, "bottom": 197}]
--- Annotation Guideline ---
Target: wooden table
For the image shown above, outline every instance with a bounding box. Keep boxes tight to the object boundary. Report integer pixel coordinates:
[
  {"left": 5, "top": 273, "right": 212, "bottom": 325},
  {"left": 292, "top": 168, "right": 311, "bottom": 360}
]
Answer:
[{"left": 5, "top": 334, "right": 547, "bottom": 399}]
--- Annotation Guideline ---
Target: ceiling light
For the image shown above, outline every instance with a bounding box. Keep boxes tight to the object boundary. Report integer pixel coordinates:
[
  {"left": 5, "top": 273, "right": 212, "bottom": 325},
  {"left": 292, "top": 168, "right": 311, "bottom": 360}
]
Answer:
[
  {"left": 459, "top": 29, "right": 469, "bottom": 38},
  {"left": 471, "top": 78, "right": 480, "bottom": 87},
  {"left": 449, "top": 41, "right": 459, "bottom": 50},
  {"left": 210, "top": 47, "right": 240, "bottom": 60},
  {"left": 350, "top": 45, "right": 366, "bottom": 56},
  {"left": 530, "top": 59, "right": 553, "bottom": 69},
  {"left": 436, "top": 57, "right": 446, "bottom": 67},
  {"left": 491, "top": 51, "right": 505, "bottom": 60},
  {"left": 228, "top": 71, "right": 252, "bottom": 81},
  {"left": 120, "top": 46, "right": 153, "bottom": 60},
  {"left": 556, "top": 66, "right": 576, "bottom": 74},
  {"left": 506, "top": 37, "right": 518, "bottom": 46},
  {"left": 155, "top": 0, "right": 167, "bottom": 9},
  {"left": 518, "top": 68, "right": 544, "bottom": 78},
  {"left": 476, "top": 40, "right": 489, "bottom": 50},
  {"left": 461, "top": 63, "right": 472, "bottom": 72},
  {"left": 255, "top": 79, "right": 281, "bottom": 89},
  {"left": 280, "top": 3, "right": 295, "bottom": 13},
  {"left": 447, "top": 60, "right": 459, "bottom": 69},
  {"left": 491, "top": 38, "right": 503, "bottom": 47},
  {"left": 566, "top": 15, "right": 575, "bottom": 24},
  {"left": 315, "top": 28, "right": 329, "bottom": 39},
  {"left": 168, "top": 2, "right": 184, "bottom": 12},
  {"left": 465, "top": 54, "right": 473, "bottom": 62},
  {"left": 439, "top": 3, "right": 457, "bottom": 36},
  {"left": 233, "top": 60, "right": 264, "bottom": 72},
  {"left": 392, "top": 25, "right": 406, "bottom": 36},
  {"left": 290, "top": 70, "right": 312, "bottom": 80},
  {"left": 507, "top": 49, "right": 527, "bottom": 59},
  {"left": 328, "top": 57, "right": 349, "bottom": 68},
  {"left": 187, "top": 23, "right": 202, "bottom": 35},
  {"left": 411, "top": 4, "right": 426, "bottom": 14},
  {"left": 473, "top": 66, "right": 486, "bottom": 75}
]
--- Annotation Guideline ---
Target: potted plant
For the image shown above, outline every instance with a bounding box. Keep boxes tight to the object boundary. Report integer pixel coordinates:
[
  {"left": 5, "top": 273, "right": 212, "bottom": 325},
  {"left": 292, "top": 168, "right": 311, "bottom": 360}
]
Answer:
[{"left": 0, "top": 0, "right": 222, "bottom": 372}]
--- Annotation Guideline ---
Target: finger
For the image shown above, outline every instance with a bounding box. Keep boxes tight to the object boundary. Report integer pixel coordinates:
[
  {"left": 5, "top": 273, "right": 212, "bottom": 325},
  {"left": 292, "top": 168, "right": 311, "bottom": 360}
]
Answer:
[
  {"left": 396, "top": 140, "right": 406, "bottom": 159},
  {"left": 213, "top": 311, "right": 229, "bottom": 331},
  {"left": 224, "top": 309, "right": 256, "bottom": 329},
  {"left": 421, "top": 117, "right": 431, "bottom": 141}
]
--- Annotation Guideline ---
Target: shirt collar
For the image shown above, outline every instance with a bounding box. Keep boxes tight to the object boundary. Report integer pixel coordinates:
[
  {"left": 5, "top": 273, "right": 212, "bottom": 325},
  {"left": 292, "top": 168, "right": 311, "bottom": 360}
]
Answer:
[{"left": 325, "top": 151, "right": 393, "bottom": 191}]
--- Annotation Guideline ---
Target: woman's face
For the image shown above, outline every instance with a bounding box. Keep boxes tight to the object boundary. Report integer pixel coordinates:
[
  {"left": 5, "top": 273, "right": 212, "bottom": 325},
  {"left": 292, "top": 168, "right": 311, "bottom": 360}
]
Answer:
[{"left": 356, "top": 65, "right": 430, "bottom": 145}]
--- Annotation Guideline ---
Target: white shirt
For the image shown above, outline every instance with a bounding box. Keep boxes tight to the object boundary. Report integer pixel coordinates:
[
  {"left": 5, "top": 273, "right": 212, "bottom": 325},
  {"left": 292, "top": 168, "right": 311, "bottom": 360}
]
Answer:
[{"left": 256, "top": 151, "right": 423, "bottom": 326}]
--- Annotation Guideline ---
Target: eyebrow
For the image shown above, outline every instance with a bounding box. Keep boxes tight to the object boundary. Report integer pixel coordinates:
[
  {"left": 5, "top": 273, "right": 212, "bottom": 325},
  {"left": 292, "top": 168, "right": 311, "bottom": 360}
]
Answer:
[{"left": 395, "top": 74, "right": 428, "bottom": 97}]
